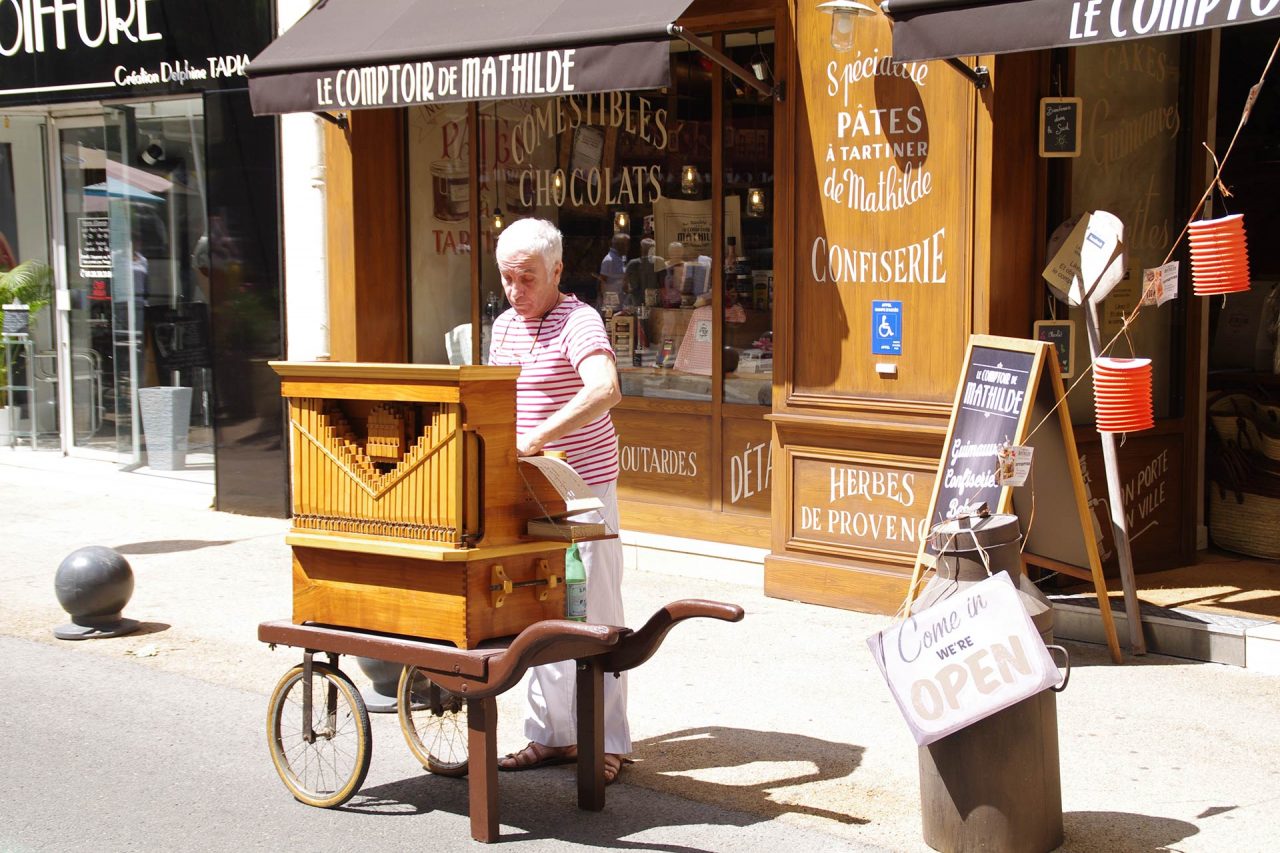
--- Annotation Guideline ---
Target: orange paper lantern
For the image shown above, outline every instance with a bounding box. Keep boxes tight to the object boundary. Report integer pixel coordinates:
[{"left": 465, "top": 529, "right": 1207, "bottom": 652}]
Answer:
[
  {"left": 1093, "top": 357, "right": 1154, "bottom": 433},
  {"left": 1188, "top": 214, "right": 1251, "bottom": 295}
]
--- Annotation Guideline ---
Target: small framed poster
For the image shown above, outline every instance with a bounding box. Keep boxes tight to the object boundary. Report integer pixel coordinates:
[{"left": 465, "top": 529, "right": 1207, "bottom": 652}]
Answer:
[
  {"left": 1039, "top": 97, "right": 1082, "bottom": 158},
  {"left": 1033, "top": 319, "right": 1075, "bottom": 379}
]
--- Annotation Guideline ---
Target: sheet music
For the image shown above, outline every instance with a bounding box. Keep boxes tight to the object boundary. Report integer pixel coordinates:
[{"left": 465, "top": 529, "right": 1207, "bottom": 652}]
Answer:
[{"left": 518, "top": 456, "right": 604, "bottom": 514}]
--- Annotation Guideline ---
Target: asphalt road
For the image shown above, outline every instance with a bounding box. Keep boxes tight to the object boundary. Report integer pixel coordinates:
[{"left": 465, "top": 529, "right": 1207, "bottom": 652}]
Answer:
[{"left": 0, "top": 637, "right": 883, "bottom": 853}]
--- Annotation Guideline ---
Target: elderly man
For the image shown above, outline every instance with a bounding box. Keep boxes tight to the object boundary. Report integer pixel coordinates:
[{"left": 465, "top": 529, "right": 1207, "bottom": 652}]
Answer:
[{"left": 488, "top": 218, "right": 631, "bottom": 785}]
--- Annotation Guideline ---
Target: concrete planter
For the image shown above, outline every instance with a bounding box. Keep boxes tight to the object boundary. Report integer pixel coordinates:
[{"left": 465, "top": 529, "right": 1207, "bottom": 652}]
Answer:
[{"left": 139, "top": 386, "right": 193, "bottom": 470}]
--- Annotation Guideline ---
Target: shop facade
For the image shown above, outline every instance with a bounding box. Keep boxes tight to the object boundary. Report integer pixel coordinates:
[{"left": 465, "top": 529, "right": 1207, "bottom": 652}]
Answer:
[
  {"left": 249, "top": 0, "right": 1278, "bottom": 613},
  {"left": 0, "top": 0, "right": 287, "bottom": 515}
]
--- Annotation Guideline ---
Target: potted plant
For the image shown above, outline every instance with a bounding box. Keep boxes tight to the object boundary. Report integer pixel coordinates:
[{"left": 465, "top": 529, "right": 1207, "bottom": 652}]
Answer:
[
  {"left": 1, "top": 259, "right": 53, "bottom": 333},
  {"left": 0, "top": 260, "right": 54, "bottom": 442}
]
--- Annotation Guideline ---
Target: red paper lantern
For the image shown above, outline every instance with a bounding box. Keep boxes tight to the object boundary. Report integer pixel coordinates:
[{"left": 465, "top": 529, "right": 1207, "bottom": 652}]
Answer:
[
  {"left": 1188, "top": 214, "right": 1250, "bottom": 295},
  {"left": 1093, "top": 357, "right": 1154, "bottom": 433}
]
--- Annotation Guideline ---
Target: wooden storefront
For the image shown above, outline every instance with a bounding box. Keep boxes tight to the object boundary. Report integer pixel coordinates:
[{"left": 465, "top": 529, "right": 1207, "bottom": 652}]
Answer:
[{"left": 259, "top": 0, "right": 1267, "bottom": 617}]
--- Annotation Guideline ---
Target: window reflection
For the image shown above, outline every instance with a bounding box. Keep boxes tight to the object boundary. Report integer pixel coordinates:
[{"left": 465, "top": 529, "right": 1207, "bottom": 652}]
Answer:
[{"left": 723, "top": 28, "right": 775, "bottom": 408}]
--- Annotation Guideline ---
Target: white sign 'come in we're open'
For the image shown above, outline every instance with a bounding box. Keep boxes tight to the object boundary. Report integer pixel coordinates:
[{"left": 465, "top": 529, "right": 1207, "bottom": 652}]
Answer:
[{"left": 867, "top": 572, "right": 1063, "bottom": 746}]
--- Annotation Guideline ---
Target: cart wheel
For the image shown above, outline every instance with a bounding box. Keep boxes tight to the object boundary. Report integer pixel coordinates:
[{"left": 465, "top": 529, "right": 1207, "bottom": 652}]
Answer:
[
  {"left": 397, "top": 665, "right": 469, "bottom": 777},
  {"left": 267, "top": 661, "right": 372, "bottom": 808}
]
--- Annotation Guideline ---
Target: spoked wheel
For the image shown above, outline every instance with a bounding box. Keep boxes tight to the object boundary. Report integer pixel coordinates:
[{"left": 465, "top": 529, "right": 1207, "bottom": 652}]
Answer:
[
  {"left": 267, "top": 661, "right": 372, "bottom": 807},
  {"left": 397, "top": 665, "right": 469, "bottom": 777}
]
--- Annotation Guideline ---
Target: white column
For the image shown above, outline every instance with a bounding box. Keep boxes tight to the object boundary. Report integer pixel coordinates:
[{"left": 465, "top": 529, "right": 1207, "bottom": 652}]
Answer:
[{"left": 278, "top": 0, "right": 329, "bottom": 361}]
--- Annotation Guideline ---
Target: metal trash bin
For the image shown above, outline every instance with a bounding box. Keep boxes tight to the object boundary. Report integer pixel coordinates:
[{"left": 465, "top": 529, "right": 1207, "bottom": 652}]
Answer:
[{"left": 914, "top": 514, "right": 1066, "bottom": 853}]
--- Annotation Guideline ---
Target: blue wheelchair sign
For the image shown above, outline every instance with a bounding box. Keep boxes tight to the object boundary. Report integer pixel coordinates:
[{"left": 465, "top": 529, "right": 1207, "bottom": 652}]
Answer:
[{"left": 872, "top": 301, "right": 903, "bottom": 355}]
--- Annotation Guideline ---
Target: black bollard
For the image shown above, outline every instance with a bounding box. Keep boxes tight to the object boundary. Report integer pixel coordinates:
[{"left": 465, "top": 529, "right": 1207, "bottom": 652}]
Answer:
[{"left": 53, "top": 546, "right": 140, "bottom": 640}]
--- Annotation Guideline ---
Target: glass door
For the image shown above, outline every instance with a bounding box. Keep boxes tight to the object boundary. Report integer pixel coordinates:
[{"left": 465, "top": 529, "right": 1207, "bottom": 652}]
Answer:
[
  {"left": 56, "top": 111, "right": 139, "bottom": 459},
  {"left": 0, "top": 113, "right": 53, "bottom": 447},
  {"left": 54, "top": 100, "right": 209, "bottom": 467}
]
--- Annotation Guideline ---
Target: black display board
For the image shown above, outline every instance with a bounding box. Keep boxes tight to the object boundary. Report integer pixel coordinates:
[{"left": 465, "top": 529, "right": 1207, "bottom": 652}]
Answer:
[
  {"left": 1033, "top": 319, "right": 1075, "bottom": 378},
  {"left": 146, "top": 303, "right": 211, "bottom": 372},
  {"left": 1039, "top": 97, "right": 1082, "bottom": 158},
  {"left": 926, "top": 343, "right": 1035, "bottom": 548},
  {"left": 909, "top": 334, "right": 1123, "bottom": 662}
]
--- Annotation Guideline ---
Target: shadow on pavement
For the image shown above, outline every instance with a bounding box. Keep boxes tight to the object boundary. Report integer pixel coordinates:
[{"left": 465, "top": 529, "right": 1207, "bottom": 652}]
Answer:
[
  {"left": 349, "top": 769, "right": 813, "bottom": 852},
  {"left": 346, "top": 725, "right": 869, "bottom": 849},
  {"left": 114, "top": 539, "right": 235, "bottom": 555},
  {"left": 1062, "top": 810, "right": 1199, "bottom": 851},
  {"left": 628, "top": 726, "right": 870, "bottom": 826}
]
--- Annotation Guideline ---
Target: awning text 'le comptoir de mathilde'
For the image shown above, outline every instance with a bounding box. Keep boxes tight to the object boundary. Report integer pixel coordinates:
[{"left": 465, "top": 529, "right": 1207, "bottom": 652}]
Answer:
[{"left": 255, "top": 42, "right": 673, "bottom": 114}]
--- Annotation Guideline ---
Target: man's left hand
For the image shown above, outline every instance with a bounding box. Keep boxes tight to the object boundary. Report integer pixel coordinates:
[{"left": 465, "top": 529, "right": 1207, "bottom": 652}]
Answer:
[{"left": 516, "top": 433, "right": 544, "bottom": 456}]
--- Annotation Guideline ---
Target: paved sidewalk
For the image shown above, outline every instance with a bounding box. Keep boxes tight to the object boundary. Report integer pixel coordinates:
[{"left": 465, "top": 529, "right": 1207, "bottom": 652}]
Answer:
[{"left": 3, "top": 449, "right": 1279, "bottom": 852}]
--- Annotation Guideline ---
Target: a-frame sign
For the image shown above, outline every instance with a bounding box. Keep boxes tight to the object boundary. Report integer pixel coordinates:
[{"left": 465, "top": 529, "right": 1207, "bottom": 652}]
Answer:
[{"left": 907, "top": 334, "right": 1123, "bottom": 664}]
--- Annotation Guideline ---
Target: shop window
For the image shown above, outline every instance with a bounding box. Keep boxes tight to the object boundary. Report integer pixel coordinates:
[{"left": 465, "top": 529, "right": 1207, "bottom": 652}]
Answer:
[
  {"left": 722, "top": 29, "right": 775, "bottom": 410},
  {"left": 406, "top": 25, "right": 778, "bottom": 528},
  {"left": 409, "top": 103, "right": 476, "bottom": 364},
  {"left": 468, "top": 41, "right": 716, "bottom": 401},
  {"left": 1060, "top": 36, "right": 1187, "bottom": 425}
]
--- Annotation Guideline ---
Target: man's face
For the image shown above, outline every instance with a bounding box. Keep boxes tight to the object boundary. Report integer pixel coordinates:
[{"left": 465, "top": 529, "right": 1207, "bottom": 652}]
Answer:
[{"left": 498, "top": 251, "right": 562, "bottom": 318}]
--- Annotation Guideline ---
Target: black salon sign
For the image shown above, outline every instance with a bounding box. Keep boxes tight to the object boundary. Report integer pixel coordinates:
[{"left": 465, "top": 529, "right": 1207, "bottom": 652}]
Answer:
[{"left": 0, "top": 0, "right": 272, "bottom": 107}]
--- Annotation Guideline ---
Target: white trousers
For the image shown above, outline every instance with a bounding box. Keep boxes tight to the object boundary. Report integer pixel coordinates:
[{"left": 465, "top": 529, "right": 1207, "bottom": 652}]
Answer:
[{"left": 520, "top": 480, "right": 631, "bottom": 754}]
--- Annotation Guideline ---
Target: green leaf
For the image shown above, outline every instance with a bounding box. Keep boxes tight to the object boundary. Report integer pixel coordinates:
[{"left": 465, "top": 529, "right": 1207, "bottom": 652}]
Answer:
[{"left": 0, "top": 260, "right": 53, "bottom": 314}]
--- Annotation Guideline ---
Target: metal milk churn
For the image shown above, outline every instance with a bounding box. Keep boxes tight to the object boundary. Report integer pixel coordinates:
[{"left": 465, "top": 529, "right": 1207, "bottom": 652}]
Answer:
[{"left": 913, "top": 513, "right": 1065, "bottom": 853}]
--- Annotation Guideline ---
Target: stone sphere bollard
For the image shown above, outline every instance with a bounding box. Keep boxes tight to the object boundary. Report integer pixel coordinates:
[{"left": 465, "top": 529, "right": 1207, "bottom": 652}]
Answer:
[
  {"left": 53, "top": 546, "right": 140, "bottom": 640},
  {"left": 355, "top": 656, "right": 402, "bottom": 713}
]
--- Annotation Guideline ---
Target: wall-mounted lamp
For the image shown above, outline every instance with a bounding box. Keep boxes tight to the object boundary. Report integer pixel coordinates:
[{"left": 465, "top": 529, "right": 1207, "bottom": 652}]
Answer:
[
  {"left": 552, "top": 172, "right": 564, "bottom": 192},
  {"left": 681, "top": 165, "right": 699, "bottom": 195},
  {"left": 750, "top": 31, "right": 769, "bottom": 83},
  {"left": 492, "top": 208, "right": 505, "bottom": 231},
  {"left": 747, "top": 187, "right": 767, "bottom": 217},
  {"left": 613, "top": 210, "right": 630, "bottom": 232},
  {"left": 818, "top": 0, "right": 877, "bottom": 53}
]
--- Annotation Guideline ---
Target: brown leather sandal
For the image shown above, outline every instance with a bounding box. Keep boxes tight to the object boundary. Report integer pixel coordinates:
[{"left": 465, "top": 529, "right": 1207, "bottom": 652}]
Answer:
[
  {"left": 498, "top": 741, "right": 577, "bottom": 771},
  {"left": 604, "top": 754, "right": 633, "bottom": 786}
]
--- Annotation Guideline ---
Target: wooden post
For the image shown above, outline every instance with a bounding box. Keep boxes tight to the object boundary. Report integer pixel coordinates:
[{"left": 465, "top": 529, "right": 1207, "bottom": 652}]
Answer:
[
  {"left": 1084, "top": 301, "right": 1147, "bottom": 655},
  {"left": 467, "top": 696, "right": 499, "bottom": 842},
  {"left": 576, "top": 659, "right": 606, "bottom": 812}
]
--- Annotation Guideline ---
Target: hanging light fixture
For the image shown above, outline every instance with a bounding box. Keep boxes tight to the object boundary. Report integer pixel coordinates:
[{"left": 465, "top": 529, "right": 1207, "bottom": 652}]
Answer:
[
  {"left": 818, "top": 0, "right": 877, "bottom": 52},
  {"left": 747, "top": 188, "right": 766, "bottom": 218},
  {"left": 552, "top": 172, "right": 564, "bottom": 192},
  {"left": 681, "top": 165, "right": 699, "bottom": 195},
  {"left": 492, "top": 207, "right": 505, "bottom": 231},
  {"left": 1188, "top": 213, "right": 1251, "bottom": 296},
  {"left": 750, "top": 31, "right": 769, "bottom": 82},
  {"left": 613, "top": 210, "right": 630, "bottom": 232},
  {"left": 1092, "top": 357, "right": 1154, "bottom": 434}
]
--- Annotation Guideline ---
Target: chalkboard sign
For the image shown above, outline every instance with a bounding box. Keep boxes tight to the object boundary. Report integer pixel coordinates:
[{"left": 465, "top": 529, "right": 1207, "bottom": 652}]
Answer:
[
  {"left": 925, "top": 343, "right": 1035, "bottom": 541},
  {"left": 1039, "top": 97, "right": 1082, "bottom": 158},
  {"left": 909, "top": 334, "right": 1123, "bottom": 662},
  {"left": 145, "top": 303, "right": 211, "bottom": 373},
  {"left": 1033, "top": 319, "right": 1075, "bottom": 379}
]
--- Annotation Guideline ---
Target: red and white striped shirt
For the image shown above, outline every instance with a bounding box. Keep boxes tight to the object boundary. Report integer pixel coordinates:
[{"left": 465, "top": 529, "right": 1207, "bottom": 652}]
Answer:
[{"left": 489, "top": 295, "right": 619, "bottom": 485}]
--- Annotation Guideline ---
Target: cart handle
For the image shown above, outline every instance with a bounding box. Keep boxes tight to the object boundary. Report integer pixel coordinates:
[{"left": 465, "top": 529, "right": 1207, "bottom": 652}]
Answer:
[{"left": 602, "top": 599, "right": 745, "bottom": 674}]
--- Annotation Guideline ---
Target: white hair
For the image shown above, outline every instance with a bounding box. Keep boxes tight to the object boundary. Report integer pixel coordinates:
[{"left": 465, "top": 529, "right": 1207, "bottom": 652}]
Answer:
[{"left": 496, "top": 218, "right": 562, "bottom": 270}]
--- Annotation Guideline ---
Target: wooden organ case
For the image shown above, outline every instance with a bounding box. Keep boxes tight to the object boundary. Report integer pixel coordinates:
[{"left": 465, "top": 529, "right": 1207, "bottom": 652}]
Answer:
[{"left": 272, "top": 362, "right": 572, "bottom": 648}]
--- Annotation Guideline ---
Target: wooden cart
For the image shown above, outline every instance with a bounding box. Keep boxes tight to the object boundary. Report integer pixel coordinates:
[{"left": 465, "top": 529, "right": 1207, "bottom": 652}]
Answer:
[
  {"left": 260, "top": 599, "right": 743, "bottom": 842},
  {"left": 261, "top": 363, "right": 744, "bottom": 840}
]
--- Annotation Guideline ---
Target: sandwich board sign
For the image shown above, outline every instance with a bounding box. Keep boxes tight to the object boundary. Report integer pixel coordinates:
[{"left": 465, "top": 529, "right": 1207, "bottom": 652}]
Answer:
[{"left": 907, "top": 334, "right": 1122, "bottom": 664}]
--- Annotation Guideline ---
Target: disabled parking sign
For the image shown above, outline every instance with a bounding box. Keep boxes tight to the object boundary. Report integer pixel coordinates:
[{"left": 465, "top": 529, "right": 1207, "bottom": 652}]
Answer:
[{"left": 872, "top": 301, "right": 902, "bottom": 355}]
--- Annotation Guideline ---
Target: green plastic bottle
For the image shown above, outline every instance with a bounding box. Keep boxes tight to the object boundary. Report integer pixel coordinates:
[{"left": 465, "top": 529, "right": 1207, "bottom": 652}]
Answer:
[{"left": 564, "top": 543, "right": 587, "bottom": 621}]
